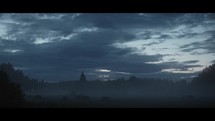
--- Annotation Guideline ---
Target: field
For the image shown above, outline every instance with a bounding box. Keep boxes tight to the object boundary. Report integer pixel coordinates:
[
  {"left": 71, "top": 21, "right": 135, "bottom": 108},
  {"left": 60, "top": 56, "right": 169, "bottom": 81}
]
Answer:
[{"left": 24, "top": 94, "right": 215, "bottom": 108}]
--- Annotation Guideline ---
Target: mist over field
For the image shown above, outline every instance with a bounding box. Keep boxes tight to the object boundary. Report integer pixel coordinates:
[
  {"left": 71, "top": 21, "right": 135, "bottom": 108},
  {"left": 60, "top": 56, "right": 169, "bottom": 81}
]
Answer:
[{"left": 1, "top": 13, "right": 215, "bottom": 108}]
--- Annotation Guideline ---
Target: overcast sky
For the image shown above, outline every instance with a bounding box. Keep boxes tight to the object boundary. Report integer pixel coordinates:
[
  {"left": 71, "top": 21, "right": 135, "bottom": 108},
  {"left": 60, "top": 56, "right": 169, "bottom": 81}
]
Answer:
[{"left": 0, "top": 13, "right": 215, "bottom": 82}]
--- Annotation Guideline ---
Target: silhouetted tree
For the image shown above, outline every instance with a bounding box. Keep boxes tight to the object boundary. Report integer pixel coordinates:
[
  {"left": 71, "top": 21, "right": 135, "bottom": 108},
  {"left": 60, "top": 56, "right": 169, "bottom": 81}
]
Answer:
[
  {"left": 192, "top": 63, "right": 215, "bottom": 86},
  {"left": 0, "top": 63, "right": 39, "bottom": 91},
  {"left": 0, "top": 70, "right": 25, "bottom": 107}
]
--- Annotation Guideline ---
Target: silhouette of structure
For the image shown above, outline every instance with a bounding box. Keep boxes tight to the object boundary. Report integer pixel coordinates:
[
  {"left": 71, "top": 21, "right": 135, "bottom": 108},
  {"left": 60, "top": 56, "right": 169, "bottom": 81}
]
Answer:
[{"left": 79, "top": 72, "right": 86, "bottom": 82}]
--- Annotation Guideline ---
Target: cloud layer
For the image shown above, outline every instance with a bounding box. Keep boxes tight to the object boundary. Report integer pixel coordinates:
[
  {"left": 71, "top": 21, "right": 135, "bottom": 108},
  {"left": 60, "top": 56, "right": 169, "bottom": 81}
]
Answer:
[{"left": 0, "top": 13, "right": 215, "bottom": 82}]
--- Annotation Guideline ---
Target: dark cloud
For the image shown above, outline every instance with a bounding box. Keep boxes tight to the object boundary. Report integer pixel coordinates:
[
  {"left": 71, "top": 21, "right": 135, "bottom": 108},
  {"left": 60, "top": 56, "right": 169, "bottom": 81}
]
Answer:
[
  {"left": 182, "top": 60, "right": 199, "bottom": 64},
  {"left": 76, "top": 13, "right": 186, "bottom": 30},
  {"left": 0, "top": 13, "right": 214, "bottom": 82},
  {"left": 138, "top": 31, "right": 153, "bottom": 39},
  {"left": 156, "top": 61, "right": 202, "bottom": 71},
  {"left": 122, "top": 34, "right": 136, "bottom": 41},
  {"left": 174, "top": 14, "right": 209, "bottom": 27},
  {"left": 184, "top": 64, "right": 203, "bottom": 68},
  {"left": 180, "top": 34, "right": 215, "bottom": 54},
  {"left": 142, "top": 41, "right": 161, "bottom": 46},
  {"left": 211, "top": 60, "right": 215, "bottom": 64},
  {"left": 157, "top": 34, "right": 172, "bottom": 39},
  {"left": 176, "top": 33, "right": 199, "bottom": 39}
]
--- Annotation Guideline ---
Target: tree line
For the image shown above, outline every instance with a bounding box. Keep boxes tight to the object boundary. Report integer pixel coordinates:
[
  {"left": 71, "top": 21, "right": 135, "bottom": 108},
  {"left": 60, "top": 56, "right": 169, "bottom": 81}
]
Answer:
[{"left": 1, "top": 62, "right": 215, "bottom": 107}]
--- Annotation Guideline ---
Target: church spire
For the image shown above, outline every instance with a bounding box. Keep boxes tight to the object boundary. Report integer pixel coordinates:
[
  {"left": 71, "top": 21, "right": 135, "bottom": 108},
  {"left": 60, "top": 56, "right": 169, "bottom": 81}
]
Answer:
[{"left": 79, "top": 71, "right": 86, "bottom": 82}]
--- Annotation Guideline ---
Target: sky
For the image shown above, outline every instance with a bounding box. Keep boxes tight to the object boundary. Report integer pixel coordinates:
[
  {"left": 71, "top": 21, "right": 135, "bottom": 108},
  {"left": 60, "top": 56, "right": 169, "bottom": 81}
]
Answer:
[{"left": 0, "top": 13, "right": 215, "bottom": 82}]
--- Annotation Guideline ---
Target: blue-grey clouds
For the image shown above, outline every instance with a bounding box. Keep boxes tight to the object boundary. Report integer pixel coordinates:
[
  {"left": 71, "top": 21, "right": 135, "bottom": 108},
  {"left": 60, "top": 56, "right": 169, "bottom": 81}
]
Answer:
[{"left": 0, "top": 13, "right": 215, "bottom": 81}]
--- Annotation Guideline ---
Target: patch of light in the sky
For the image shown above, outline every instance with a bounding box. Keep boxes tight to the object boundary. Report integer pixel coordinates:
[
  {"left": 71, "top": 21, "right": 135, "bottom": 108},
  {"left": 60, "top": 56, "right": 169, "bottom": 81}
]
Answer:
[
  {"left": 145, "top": 61, "right": 163, "bottom": 64},
  {"left": 33, "top": 38, "right": 53, "bottom": 45},
  {"left": 113, "top": 39, "right": 147, "bottom": 55},
  {"left": 171, "top": 24, "right": 188, "bottom": 35},
  {"left": 4, "top": 49, "right": 23, "bottom": 53},
  {"left": 138, "top": 13, "right": 152, "bottom": 17},
  {"left": 60, "top": 33, "right": 77, "bottom": 40},
  {"left": 36, "top": 14, "right": 65, "bottom": 20},
  {"left": 190, "top": 75, "right": 197, "bottom": 78},
  {"left": 75, "top": 27, "right": 98, "bottom": 32},
  {"left": 0, "top": 24, "right": 8, "bottom": 37},
  {"left": 138, "top": 13, "right": 145, "bottom": 16},
  {"left": 83, "top": 68, "right": 131, "bottom": 79},
  {"left": 204, "top": 20, "right": 215, "bottom": 24},
  {"left": 99, "top": 75, "right": 110, "bottom": 78},
  {"left": 71, "top": 13, "right": 81, "bottom": 20},
  {"left": 158, "top": 24, "right": 214, "bottom": 40},
  {"left": 95, "top": 69, "right": 111, "bottom": 72},
  {"left": 98, "top": 75, "right": 111, "bottom": 81},
  {"left": 0, "top": 15, "right": 32, "bottom": 26},
  {"left": 113, "top": 23, "right": 215, "bottom": 74},
  {"left": 151, "top": 34, "right": 161, "bottom": 39},
  {"left": 161, "top": 67, "right": 202, "bottom": 73},
  {"left": 0, "top": 18, "right": 18, "bottom": 24},
  {"left": 34, "top": 13, "right": 80, "bottom": 21},
  {"left": 190, "top": 24, "right": 215, "bottom": 34},
  {"left": 2, "top": 34, "right": 19, "bottom": 41},
  {"left": 114, "top": 71, "right": 131, "bottom": 75}
]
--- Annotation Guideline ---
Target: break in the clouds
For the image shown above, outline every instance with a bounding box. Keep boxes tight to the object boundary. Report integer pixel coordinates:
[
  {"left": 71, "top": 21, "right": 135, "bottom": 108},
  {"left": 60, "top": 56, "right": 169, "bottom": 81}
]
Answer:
[{"left": 0, "top": 13, "right": 215, "bottom": 82}]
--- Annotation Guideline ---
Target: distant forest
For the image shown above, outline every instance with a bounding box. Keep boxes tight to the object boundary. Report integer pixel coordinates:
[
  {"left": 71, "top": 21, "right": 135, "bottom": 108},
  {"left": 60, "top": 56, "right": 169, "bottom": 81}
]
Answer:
[{"left": 1, "top": 62, "right": 215, "bottom": 107}]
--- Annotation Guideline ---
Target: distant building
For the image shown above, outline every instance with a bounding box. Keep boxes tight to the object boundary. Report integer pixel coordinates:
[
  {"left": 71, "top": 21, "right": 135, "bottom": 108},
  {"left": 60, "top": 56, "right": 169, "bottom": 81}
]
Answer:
[{"left": 79, "top": 72, "right": 87, "bottom": 82}]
